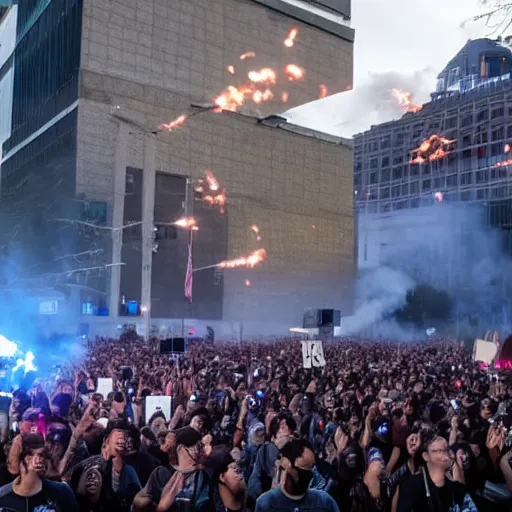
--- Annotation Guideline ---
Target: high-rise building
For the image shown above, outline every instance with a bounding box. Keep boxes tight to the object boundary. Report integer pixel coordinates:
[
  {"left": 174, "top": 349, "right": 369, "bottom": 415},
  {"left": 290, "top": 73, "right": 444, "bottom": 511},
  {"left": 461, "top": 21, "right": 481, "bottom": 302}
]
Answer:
[
  {"left": 353, "top": 39, "right": 512, "bottom": 331},
  {"left": 0, "top": 0, "right": 355, "bottom": 336}
]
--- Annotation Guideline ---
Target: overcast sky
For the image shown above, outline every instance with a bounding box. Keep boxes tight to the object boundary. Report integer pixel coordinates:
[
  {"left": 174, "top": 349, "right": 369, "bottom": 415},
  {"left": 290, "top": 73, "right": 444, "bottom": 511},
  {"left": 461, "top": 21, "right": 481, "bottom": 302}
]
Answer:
[{"left": 286, "top": 0, "right": 494, "bottom": 137}]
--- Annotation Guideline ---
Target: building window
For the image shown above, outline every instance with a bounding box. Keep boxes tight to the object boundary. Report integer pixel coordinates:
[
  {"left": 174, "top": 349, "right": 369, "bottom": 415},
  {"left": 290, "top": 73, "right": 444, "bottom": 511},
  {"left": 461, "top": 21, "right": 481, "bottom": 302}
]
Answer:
[
  {"left": 477, "top": 109, "right": 489, "bottom": 122},
  {"left": 507, "top": 125, "right": 512, "bottom": 138},
  {"left": 380, "top": 136, "right": 391, "bottom": 149},
  {"left": 355, "top": 160, "right": 362, "bottom": 171},
  {"left": 402, "top": 183, "right": 408, "bottom": 195},
  {"left": 410, "top": 181, "right": 419, "bottom": 194},
  {"left": 462, "top": 135, "right": 472, "bottom": 147},
  {"left": 461, "top": 191, "right": 471, "bottom": 201},
  {"left": 492, "top": 127, "right": 504, "bottom": 141},
  {"left": 369, "top": 172, "right": 377, "bottom": 185},
  {"left": 423, "top": 179, "right": 432, "bottom": 191},
  {"left": 392, "top": 155, "right": 403, "bottom": 165},
  {"left": 410, "top": 198, "right": 420, "bottom": 208},
  {"left": 445, "top": 117, "right": 457, "bottom": 129},
  {"left": 460, "top": 172, "right": 473, "bottom": 185},
  {"left": 392, "top": 167, "right": 403, "bottom": 180},
  {"left": 370, "top": 158, "right": 378, "bottom": 169},
  {"left": 461, "top": 115, "right": 472, "bottom": 127},
  {"left": 492, "top": 107, "right": 504, "bottom": 119},
  {"left": 476, "top": 170, "right": 488, "bottom": 183},
  {"left": 477, "top": 188, "right": 487, "bottom": 200},
  {"left": 434, "top": 177, "right": 445, "bottom": 188},
  {"left": 381, "top": 169, "right": 391, "bottom": 182},
  {"left": 392, "top": 185, "right": 401, "bottom": 197},
  {"left": 382, "top": 156, "right": 390, "bottom": 167},
  {"left": 380, "top": 187, "right": 390, "bottom": 199},
  {"left": 447, "top": 175, "right": 457, "bottom": 187}
]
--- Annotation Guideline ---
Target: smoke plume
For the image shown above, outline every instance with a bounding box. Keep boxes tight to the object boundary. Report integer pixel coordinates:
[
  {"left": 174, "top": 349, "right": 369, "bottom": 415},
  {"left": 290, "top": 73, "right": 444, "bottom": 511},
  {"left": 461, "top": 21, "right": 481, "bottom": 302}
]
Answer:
[
  {"left": 342, "top": 203, "right": 512, "bottom": 339},
  {"left": 284, "top": 68, "right": 437, "bottom": 137}
]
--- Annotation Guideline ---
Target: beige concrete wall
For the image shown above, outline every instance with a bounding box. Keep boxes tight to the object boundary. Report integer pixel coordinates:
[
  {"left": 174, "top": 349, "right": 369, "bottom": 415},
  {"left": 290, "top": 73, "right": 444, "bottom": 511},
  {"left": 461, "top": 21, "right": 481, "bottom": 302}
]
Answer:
[
  {"left": 77, "top": 71, "right": 354, "bottom": 333},
  {"left": 80, "top": 0, "right": 353, "bottom": 116}
]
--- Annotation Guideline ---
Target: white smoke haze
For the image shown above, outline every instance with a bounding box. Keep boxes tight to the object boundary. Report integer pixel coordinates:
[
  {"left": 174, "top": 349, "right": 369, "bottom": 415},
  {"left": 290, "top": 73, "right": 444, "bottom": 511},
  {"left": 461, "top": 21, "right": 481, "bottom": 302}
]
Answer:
[
  {"left": 343, "top": 203, "right": 512, "bottom": 339},
  {"left": 284, "top": 69, "right": 436, "bottom": 137}
]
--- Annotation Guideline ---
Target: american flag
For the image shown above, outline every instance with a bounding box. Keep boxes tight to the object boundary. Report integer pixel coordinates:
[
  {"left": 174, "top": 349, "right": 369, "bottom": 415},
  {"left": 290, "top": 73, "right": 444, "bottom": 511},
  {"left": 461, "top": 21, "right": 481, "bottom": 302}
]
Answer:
[{"left": 184, "top": 230, "right": 193, "bottom": 302}]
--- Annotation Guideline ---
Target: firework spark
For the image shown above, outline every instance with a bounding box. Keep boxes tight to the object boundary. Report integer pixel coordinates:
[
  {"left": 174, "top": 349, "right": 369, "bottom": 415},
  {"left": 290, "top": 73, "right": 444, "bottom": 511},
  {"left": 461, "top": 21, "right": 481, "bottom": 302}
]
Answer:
[
  {"left": 284, "top": 64, "right": 305, "bottom": 81},
  {"left": 219, "top": 248, "right": 267, "bottom": 269},
  {"left": 248, "top": 68, "right": 277, "bottom": 85},
  {"left": 174, "top": 217, "right": 196, "bottom": 228},
  {"left": 250, "top": 225, "right": 260, "bottom": 234},
  {"left": 319, "top": 84, "right": 328, "bottom": 99},
  {"left": 284, "top": 27, "right": 298, "bottom": 47},
  {"left": 391, "top": 88, "right": 422, "bottom": 113},
  {"left": 159, "top": 114, "right": 188, "bottom": 132},
  {"left": 240, "top": 52, "right": 256, "bottom": 60},
  {"left": 205, "top": 170, "right": 219, "bottom": 191},
  {"left": 282, "top": 92, "right": 289, "bottom": 103},
  {"left": 227, "top": 65, "right": 235, "bottom": 74}
]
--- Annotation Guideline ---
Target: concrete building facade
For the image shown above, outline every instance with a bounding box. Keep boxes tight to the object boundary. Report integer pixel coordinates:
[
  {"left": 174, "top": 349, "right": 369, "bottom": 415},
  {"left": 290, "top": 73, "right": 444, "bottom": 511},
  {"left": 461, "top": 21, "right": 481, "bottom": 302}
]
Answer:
[{"left": 0, "top": 0, "right": 355, "bottom": 336}]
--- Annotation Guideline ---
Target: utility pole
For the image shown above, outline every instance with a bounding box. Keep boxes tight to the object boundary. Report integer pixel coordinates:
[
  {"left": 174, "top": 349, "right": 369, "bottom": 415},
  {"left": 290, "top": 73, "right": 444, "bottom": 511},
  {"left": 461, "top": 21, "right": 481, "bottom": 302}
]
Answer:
[{"left": 141, "top": 134, "right": 156, "bottom": 340}]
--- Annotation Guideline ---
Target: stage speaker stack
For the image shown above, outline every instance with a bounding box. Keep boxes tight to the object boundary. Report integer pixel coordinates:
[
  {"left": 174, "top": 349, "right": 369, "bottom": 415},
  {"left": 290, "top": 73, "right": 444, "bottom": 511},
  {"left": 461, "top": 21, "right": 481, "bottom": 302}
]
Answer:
[{"left": 303, "top": 309, "right": 341, "bottom": 339}]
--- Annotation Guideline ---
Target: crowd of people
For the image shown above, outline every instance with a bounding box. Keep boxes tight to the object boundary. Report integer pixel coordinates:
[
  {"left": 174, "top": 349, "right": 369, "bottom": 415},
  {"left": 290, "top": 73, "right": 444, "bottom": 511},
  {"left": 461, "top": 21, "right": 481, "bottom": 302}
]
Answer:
[{"left": 0, "top": 334, "right": 510, "bottom": 511}]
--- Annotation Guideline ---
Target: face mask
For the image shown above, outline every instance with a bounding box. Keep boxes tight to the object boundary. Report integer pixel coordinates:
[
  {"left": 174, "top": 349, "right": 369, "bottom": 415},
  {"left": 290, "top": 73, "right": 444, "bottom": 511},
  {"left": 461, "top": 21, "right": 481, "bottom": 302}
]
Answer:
[{"left": 293, "top": 467, "right": 314, "bottom": 493}]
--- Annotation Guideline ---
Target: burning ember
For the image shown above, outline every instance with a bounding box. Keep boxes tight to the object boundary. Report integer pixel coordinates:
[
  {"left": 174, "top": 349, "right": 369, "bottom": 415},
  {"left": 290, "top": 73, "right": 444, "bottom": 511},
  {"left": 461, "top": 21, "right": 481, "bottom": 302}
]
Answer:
[
  {"left": 240, "top": 52, "right": 256, "bottom": 60},
  {"left": 410, "top": 135, "right": 456, "bottom": 164},
  {"left": 245, "top": 279, "right": 251, "bottom": 287},
  {"left": 159, "top": 114, "right": 188, "bottom": 132},
  {"left": 391, "top": 88, "right": 423, "bottom": 113},
  {"left": 250, "top": 225, "right": 260, "bottom": 234},
  {"left": 284, "top": 64, "right": 305, "bottom": 81},
  {"left": 174, "top": 217, "right": 196, "bottom": 228},
  {"left": 227, "top": 65, "right": 235, "bottom": 74},
  {"left": 218, "top": 248, "right": 267, "bottom": 269},
  {"left": 214, "top": 85, "right": 253, "bottom": 112},
  {"left": 253, "top": 89, "right": 274, "bottom": 104},
  {"left": 505, "top": 143, "right": 511, "bottom": 153},
  {"left": 205, "top": 170, "right": 219, "bottom": 191},
  {"left": 284, "top": 27, "right": 298, "bottom": 47},
  {"left": 434, "top": 191, "right": 444, "bottom": 203},
  {"left": 319, "top": 84, "right": 328, "bottom": 99},
  {"left": 282, "top": 92, "right": 289, "bottom": 103},
  {"left": 248, "top": 68, "right": 277, "bottom": 85},
  {"left": 494, "top": 158, "right": 512, "bottom": 168}
]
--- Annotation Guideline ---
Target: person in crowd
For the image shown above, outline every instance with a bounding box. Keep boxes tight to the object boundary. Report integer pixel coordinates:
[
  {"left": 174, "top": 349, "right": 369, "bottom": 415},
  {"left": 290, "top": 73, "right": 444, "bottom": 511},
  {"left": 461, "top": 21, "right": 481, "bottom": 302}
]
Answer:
[
  {"left": 133, "top": 426, "right": 213, "bottom": 511},
  {"left": 255, "top": 438, "right": 339, "bottom": 512},
  {"left": 247, "top": 412, "right": 296, "bottom": 501},
  {"left": 397, "top": 431, "right": 478, "bottom": 512},
  {"left": 206, "top": 446, "right": 247, "bottom": 512},
  {"left": 0, "top": 433, "right": 80, "bottom": 511}
]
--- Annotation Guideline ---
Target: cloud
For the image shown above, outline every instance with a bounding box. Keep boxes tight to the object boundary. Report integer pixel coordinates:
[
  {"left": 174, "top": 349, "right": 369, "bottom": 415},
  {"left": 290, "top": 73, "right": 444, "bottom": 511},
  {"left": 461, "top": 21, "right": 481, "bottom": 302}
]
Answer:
[{"left": 284, "top": 68, "right": 437, "bottom": 138}]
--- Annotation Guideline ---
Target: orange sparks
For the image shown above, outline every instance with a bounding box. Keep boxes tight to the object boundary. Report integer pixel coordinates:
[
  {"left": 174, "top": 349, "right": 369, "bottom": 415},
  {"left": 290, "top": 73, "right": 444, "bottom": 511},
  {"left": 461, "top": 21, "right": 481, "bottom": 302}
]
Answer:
[
  {"left": 219, "top": 248, "right": 267, "bottom": 269},
  {"left": 205, "top": 170, "right": 219, "bottom": 192},
  {"left": 410, "top": 134, "right": 456, "bottom": 164},
  {"left": 284, "top": 27, "right": 298, "bottom": 47},
  {"left": 282, "top": 92, "right": 289, "bottom": 103},
  {"left": 505, "top": 143, "right": 511, "bottom": 153},
  {"left": 227, "top": 65, "right": 235, "bottom": 74},
  {"left": 214, "top": 85, "right": 252, "bottom": 112},
  {"left": 240, "top": 51, "right": 256, "bottom": 60},
  {"left": 319, "top": 84, "right": 328, "bottom": 99},
  {"left": 391, "top": 88, "right": 422, "bottom": 113},
  {"left": 253, "top": 89, "right": 274, "bottom": 104},
  {"left": 494, "top": 159, "right": 512, "bottom": 168},
  {"left": 159, "top": 114, "right": 188, "bottom": 132},
  {"left": 174, "top": 217, "right": 196, "bottom": 228},
  {"left": 284, "top": 64, "right": 305, "bottom": 81},
  {"left": 248, "top": 68, "right": 277, "bottom": 85},
  {"left": 250, "top": 225, "right": 260, "bottom": 234},
  {"left": 245, "top": 279, "right": 251, "bottom": 287}
]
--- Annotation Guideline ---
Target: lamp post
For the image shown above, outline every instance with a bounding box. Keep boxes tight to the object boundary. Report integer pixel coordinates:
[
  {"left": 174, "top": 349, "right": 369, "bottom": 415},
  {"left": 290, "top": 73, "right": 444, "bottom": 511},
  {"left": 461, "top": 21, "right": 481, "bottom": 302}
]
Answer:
[{"left": 110, "top": 105, "right": 216, "bottom": 341}]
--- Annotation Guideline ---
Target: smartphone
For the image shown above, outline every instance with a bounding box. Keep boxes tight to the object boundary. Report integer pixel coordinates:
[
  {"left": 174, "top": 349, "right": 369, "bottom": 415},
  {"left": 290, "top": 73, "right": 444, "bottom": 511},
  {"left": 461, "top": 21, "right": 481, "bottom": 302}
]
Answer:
[
  {"left": 450, "top": 399, "right": 459, "bottom": 410},
  {"left": 11, "top": 421, "right": 18, "bottom": 433}
]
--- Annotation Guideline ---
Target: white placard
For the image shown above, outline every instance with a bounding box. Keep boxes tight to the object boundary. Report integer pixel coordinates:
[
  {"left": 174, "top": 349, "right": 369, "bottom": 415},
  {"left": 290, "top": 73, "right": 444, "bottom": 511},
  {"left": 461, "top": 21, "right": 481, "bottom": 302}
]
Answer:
[
  {"left": 145, "top": 396, "right": 172, "bottom": 423},
  {"left": 39, "top": 300, "right": 58, "bottom": 315},
  {"left": 473, "top": 339, "right": 498, "bottom": 365},
  {"left": 301, "top": 341, "right": 326, "bottom": 368},
  {"left": 96, "top": 378, "right": 113, "bottom": 399}
]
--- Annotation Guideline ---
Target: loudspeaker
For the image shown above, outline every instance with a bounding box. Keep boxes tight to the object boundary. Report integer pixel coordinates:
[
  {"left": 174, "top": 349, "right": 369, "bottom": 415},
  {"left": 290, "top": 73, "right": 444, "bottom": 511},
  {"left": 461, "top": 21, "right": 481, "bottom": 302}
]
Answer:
[
  {"left": 159, "top": 338, "right": 173, "bottom": 354},
  {"left": 173, "top": 337, "right": 186, "bottom": 353},
  {"left": 319, "top": 309, "right": 341, "bottom": 327},
  {"left": 303, "top": 309, "right": 320, "bottom": 328}
]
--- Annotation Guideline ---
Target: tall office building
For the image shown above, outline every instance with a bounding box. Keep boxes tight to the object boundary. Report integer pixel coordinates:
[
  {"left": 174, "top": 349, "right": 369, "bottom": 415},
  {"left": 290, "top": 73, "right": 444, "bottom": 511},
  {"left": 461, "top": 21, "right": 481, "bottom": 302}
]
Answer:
[
  {"left": 0, "top": 0, "right": 355, "bottom": 336},
  {"left": 353, "top": 39, "right": 512, "bottom": 331}
]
